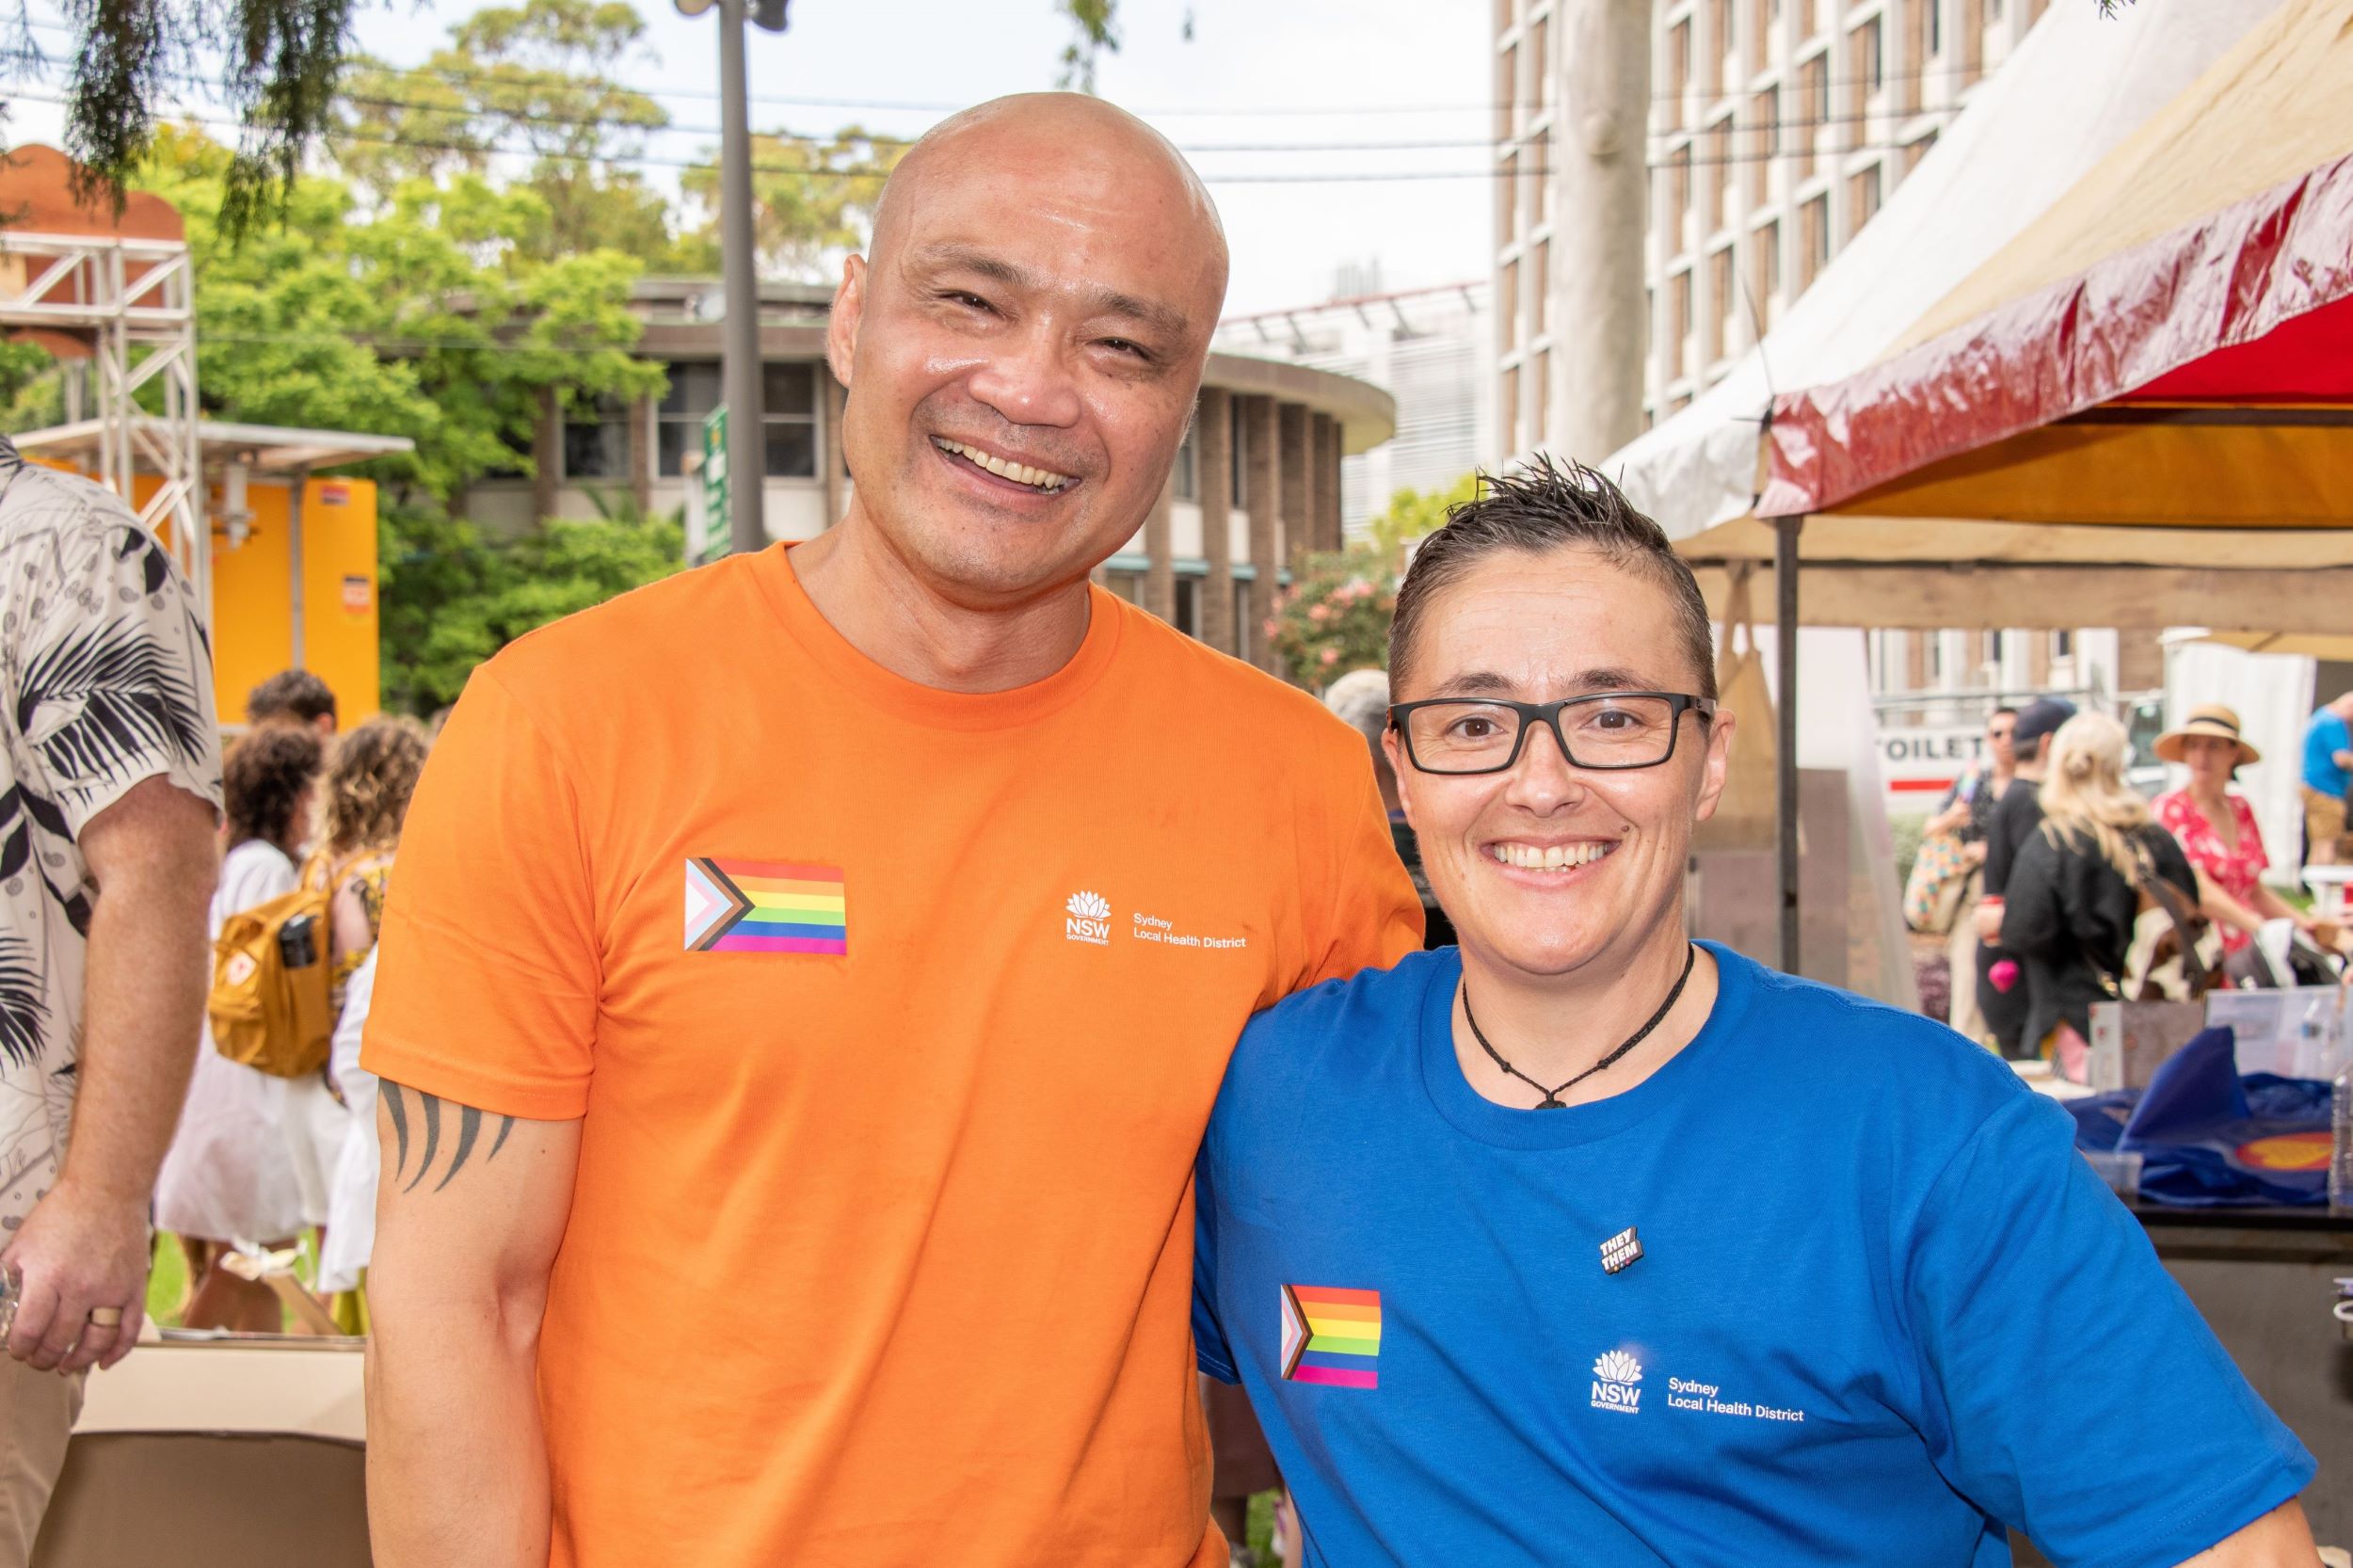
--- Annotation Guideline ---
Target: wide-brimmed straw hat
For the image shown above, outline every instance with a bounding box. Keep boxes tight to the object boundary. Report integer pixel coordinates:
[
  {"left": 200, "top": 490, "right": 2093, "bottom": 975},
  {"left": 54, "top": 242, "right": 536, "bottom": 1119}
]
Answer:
[{"left": 2154, "top": 704, "right": 2261, "bottom": 767}]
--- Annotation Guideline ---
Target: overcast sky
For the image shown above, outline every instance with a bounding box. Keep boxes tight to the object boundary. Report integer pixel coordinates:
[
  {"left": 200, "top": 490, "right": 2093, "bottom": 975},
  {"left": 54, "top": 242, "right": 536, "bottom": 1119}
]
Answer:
[{"left": 10, "top": 0, "right": 1494, "bottom": 318}]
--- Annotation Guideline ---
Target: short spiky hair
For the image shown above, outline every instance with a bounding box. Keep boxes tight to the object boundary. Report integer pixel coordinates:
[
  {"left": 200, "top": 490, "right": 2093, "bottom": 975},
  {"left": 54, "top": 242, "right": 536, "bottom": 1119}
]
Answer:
[
  {"left": 248, "top": 668, "right": 337, "bottom": 727},
  {"left": 1388, "top": 456, "right": 1716, "bottom": 702}
]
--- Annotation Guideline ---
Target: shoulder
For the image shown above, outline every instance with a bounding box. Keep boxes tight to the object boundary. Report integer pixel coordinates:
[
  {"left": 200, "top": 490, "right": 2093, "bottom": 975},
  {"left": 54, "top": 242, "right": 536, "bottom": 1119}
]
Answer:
[
  {"left": 1712, "top": 946, "right": 2035, "bottom": 1128},
  {"left": 1222, "top": 949, "right": 1449, "bottom": 1100},
  {"left": 0, "top": 453, "right": 136, "bottom": 538},
  {"left": 2152, "top": 789, "right": 2190, "bottom": 824},
  {"left": 222, "top": 840, "right": 297, "bottom": 903},
  {"left": 1107, "top": 599, "right": 1374, "bottom": 782},
  {"left": 476, "top": 552, "right": 760, "bottom": 715}
]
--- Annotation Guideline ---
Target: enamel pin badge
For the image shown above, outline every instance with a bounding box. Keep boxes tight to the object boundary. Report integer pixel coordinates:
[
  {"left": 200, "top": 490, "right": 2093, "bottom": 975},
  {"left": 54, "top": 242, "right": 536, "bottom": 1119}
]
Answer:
[{"left": 1600, "top": 1225, "right": 1643, "bottom": 1275}]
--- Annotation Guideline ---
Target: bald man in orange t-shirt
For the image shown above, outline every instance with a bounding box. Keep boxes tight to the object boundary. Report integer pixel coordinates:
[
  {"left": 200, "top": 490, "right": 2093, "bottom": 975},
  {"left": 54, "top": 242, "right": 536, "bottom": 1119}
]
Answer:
[{"left": 361, "top": 94, "right": 1419, "bottom": 1568}]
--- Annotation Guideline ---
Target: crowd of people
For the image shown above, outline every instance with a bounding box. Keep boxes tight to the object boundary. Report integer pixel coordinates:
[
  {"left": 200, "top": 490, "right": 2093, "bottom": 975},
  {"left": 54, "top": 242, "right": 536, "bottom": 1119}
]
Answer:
[
  {"left": 1923, "top": 694, "right": 2343, "bottom": 1078},
  {"left": 152, "top": 673, "right": 427, "bottom": 1334}
]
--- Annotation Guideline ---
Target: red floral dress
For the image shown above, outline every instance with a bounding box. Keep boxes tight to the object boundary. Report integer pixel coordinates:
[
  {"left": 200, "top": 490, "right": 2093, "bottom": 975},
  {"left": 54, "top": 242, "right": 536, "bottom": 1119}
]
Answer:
[{"left": 2153, "top": 789, "right": 2266, "bottom": 952}]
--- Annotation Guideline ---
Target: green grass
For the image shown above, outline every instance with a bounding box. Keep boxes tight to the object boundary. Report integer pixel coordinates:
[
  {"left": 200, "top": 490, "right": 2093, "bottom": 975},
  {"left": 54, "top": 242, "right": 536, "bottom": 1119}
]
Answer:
[{"left": 146, "top": 1230, "right": 319, "bottom": 1333}]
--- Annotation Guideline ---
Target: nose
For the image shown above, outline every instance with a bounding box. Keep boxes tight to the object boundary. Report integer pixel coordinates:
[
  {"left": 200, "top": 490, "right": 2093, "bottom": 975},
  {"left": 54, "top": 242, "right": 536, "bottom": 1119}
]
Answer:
[
  {"left": 1500, "top": 715, "right": 1590, "bottom": 814},
  {"left": 966, "top": 319, "right": 1083, "bottom": 430}
]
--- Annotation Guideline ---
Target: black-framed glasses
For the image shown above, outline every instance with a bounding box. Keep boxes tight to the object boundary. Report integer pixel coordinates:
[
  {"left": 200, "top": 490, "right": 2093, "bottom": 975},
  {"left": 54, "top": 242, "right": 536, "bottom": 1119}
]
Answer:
[{"left": 1388, "top": 692, "right": 1717, "bottom": 776}]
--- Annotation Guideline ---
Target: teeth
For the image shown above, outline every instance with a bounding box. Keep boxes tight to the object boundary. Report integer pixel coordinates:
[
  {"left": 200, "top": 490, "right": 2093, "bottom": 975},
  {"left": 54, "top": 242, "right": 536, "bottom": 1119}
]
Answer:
[
  {"left": 1487, "top": 841, "right": 1615, "bottom": 871},
  {"left": 933, "top": 438, "right": 1073, "bottom": 492}
]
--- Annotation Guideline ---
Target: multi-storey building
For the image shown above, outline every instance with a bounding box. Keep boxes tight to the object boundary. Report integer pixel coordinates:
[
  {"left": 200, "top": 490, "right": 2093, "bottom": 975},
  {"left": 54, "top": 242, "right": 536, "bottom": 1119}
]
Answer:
[
  {"left": 453, "top": 278, "right": 1394, "bottom": 677},
  {"left": 1213, "top": 273, "right": 1495, "bottom": 536}
]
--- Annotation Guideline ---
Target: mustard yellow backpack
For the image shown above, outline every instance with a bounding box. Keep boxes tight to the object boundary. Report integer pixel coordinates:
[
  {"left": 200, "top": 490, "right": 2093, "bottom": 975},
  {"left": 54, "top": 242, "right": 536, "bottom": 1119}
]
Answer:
[{"left": 207, "top": 884, "right": 335, "bottom": 1079}]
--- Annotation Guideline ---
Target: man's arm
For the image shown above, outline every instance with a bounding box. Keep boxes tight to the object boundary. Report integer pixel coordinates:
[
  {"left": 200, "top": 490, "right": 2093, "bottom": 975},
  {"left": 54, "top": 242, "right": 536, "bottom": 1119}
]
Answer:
[
  {"left": 366, "top": 1080, "right": 581, "bottom": 1568},
  {"left": 2173, "top": 1499, "right": 2318, "bottom": 1566},
  {"left": 2, "top": 775, "right": 216, "bottom": 1373}
]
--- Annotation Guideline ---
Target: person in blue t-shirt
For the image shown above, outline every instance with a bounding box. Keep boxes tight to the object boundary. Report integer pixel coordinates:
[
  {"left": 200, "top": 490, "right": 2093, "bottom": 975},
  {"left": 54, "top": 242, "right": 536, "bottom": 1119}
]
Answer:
[
  {"left": 1194, "top": 456, "right": 2319, "bottom": 1568},
  {"left": 2300, "top": 693, "right": 2353, "bottom": 865}
]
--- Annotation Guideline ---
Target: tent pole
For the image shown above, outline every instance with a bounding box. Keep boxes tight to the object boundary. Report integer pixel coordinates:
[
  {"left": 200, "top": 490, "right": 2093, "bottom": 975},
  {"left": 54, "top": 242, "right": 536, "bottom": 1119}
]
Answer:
[{"left": 1775, "top": 516, "right": 1803, "bottom": 974}]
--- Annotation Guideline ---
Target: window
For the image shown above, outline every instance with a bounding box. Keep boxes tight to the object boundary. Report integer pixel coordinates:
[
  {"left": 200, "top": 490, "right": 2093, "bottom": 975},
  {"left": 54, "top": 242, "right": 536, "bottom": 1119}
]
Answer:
[
  {"left": 1860, "top": 17, "right": 1883, "bottom": 94},
  {"left": 1531, "top": 348, "right": 1549, "bottom": 443},
  {"left": 658, "top": 361, "right": 720, "bottom": 477},
  {"left": 1233, "top": 582, "right": 1254, "bottom": 664},
  {"left": 1709, "top": 119, "right": 1732, "bottom": 232},
  {"left": 1669, "top": 269, "right": 1692, "bottom": 378},
  {"left": 1500, "top": 258, "right": 1520, "bottom": 348},
  {"left": 563, "top": 394, "right": 630, "bottom": 481},
  {"left": 1533, "top": 129, "right": 1552, "bottom": 225},
  {"left": 1753, "top": 219, "right": 1781, "bottom": 322},
  {"left": 1104, "top": 570, "right": 1142, "bottom": 604},
  {"left": 1929, "top": 0, "right": 1943, "bottom": 56},
  {"left": 1533, "top": 239, "right": 1550, "bottom": 334},
  {"left": 1714, "top": 0, "right": 1735, "bottom": 83},
  {"left": 1228, "top": 395, "right": 1248, "bottom": 501},
  {"left": 1173, "top": 422, "right": 1199, "bottom": 502},
  {"left": 1849, "top": 163, "right": 1882, "bottom": 232},
  {"left": 1708, "top": 246, "right": 1737, "bottom": 362},
  {"left": 1173, "top": 577, "right": 1200, "bottom": 639},
  {"left": 657, "top": 361, "right": 818, "bottom": 478},
  {"left": 1497, "top": 43, "right": 1518, "bottom": 141},
  {"left": 1501, "top": 363, "right": 1521, "bottom": 452},
  {"left": 1750, "top": 87, "right": 1780, "bottom": 205},
  {"left": 1903, "top": 128, "right": 1939, "bottom": 174},
  {"left": 1796, "top": 56, "right": 1823, "bottom": 177},
  {"left": 1668, "top": 145, "right": 1693, "bottom": 248},
  {"left": 1667, "top": 21, "right": 1691, "bottom": 129},
  {"left": 1801, "top": 196, "right": 1829, "bottom": 288},
  {"left": 1497, "top": 152, "right": 1519, "bottom": 248},
  {"left": 1532, "top": 15, "right": 1550, "bottom": 106},
  {"left": 2054, "top": 630, "right": 2073, "bottom": 658}
]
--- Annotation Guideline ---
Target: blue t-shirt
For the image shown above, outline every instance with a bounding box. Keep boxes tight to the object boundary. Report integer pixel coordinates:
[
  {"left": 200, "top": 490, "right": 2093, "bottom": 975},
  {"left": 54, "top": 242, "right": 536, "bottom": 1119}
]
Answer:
[
  {"left": 2305, "top": 709, "right": 2350, "bottom": 797},
  {"left": 1194, "top": 945, "right": 2313, "bottom": 1568}
]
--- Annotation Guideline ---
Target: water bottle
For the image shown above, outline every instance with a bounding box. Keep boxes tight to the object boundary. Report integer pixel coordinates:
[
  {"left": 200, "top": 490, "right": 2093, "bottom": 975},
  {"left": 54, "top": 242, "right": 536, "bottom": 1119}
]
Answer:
[{"left": 2333, "top": 1057, "right": 2353, "bottom": 1215}]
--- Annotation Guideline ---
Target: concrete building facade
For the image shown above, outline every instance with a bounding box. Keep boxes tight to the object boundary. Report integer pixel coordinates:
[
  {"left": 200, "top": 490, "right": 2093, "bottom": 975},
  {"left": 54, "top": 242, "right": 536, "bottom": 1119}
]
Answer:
[
  {"left": 1213, "top": 278, "right": 1495, "bottom": 538},
  {"left": 453, "top": 279, "right": 1393, "bottom": 676}
]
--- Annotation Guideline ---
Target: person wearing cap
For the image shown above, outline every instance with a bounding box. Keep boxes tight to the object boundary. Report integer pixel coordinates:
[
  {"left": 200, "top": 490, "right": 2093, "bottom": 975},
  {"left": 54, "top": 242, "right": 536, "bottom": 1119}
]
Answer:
[
  {"left": 1973, "top": 696, "right": 2073, "bottom": 1058},
  {"left": 2300, "top": 692, "right": 2353, "bottom": 865},
  {"left": 2153, "top": 706, "right": 2315, "bottom": 955}
]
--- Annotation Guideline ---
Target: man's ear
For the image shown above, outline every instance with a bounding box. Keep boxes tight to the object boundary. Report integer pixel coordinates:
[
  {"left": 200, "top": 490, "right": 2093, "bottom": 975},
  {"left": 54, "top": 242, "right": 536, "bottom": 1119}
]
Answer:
[
  {"left": 825, "top": 254, "right": 866, "bottom": 388},
  {"left": 1691, "top": 710, "right": 1737, "bottom": 824}
]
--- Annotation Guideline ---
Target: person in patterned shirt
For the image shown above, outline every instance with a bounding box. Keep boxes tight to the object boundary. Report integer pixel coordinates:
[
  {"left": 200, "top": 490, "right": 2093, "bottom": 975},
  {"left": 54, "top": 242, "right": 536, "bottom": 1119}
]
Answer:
[
  {"left": 2152, "top": 705, "right": 2319, "bottom": 956},
  {"left": 0, "top": 438, "right": 222, "bottom": 1565}
]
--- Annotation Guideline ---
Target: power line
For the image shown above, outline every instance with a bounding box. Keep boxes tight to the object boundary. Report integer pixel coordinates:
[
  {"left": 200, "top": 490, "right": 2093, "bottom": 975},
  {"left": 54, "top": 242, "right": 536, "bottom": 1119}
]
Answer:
[
  {"left": 9, "top": 9, "right": 2014, "bottom": 119},
  {"left": 2, "top": 88, "right": 1942, "bottom": 177}
]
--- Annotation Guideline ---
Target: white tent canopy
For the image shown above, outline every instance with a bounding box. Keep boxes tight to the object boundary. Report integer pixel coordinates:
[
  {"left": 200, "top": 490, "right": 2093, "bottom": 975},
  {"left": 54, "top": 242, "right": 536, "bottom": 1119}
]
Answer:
[{"left": 1606, "top": 0, "right": 2284, "bottom": 561}]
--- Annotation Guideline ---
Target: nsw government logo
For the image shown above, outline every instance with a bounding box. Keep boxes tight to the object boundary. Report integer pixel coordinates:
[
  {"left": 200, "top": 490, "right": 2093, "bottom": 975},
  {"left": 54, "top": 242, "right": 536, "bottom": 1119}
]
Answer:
[
  {"left": 1591, "top": 1349, "right": 1643, "bottom": 1415},
  {"left": 1064, "top": 890, "right": 1112, "bottom": 945}
]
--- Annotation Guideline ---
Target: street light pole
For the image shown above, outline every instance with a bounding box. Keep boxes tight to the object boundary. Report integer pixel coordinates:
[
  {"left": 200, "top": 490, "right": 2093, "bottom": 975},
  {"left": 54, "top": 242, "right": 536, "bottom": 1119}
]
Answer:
[{"left": 716, "top": 0, "right": 766, "bottom": 554}]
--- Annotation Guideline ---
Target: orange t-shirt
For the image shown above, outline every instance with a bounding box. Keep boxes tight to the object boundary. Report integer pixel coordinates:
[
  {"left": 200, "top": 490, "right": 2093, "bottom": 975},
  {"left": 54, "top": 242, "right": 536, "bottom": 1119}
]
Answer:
[{"left": 362, "top": 545, "right": 1421, "bottom": 1568}]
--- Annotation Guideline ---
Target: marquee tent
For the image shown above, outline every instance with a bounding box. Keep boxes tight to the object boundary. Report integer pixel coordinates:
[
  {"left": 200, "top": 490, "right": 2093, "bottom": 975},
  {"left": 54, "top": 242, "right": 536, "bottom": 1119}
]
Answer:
[{"left": 1603, "top": 0, "right": 2353, "bottom": 962}]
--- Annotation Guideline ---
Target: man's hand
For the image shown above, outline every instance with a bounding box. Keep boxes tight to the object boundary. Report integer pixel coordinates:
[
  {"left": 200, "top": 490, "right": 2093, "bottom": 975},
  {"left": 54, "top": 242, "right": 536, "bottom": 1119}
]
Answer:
[
  {"left": 1974, "top": 898, "right": 2005, "bottom": 945},
  {"left": 1, "top": 1179, "right": 151, "bottom": 1372},
  {"left": 4, "top": 774, "right": 217, "bottom": 1375}
]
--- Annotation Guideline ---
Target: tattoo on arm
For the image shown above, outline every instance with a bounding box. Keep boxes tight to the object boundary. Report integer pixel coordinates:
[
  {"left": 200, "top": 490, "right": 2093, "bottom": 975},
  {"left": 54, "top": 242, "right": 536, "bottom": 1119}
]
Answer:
[{"left": 384, "top": 1082, "right": 518, "bottom": 1193}]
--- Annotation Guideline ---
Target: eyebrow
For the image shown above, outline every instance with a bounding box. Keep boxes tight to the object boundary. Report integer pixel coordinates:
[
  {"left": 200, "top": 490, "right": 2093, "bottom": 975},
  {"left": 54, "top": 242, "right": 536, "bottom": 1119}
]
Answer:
[
  {"left": 1431, "top": 666, "right": 1661, "bottom": 698},
  {"left": 906, "top": 242, "right": 1191, "bottom": 339}
]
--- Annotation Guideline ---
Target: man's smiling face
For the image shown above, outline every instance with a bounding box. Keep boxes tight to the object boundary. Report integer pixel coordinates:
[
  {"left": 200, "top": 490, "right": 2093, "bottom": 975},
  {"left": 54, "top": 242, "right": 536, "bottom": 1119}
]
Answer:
[
  {"left": 1385, "top": 545, "right": 1734, "bottom": 982},
  {"left": 827, "top": 97, "right": 1228, "bottom": 609}
]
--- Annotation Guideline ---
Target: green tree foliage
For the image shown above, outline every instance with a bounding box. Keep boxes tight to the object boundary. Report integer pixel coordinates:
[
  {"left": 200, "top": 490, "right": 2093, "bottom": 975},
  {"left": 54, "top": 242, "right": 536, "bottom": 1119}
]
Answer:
[
  {"left": 378, "top": 503, "right": 682, "bottom": 715},
  {"left": 680, "top": 128, "right": 905, "bottom": 280},
  {"left": 337, "top": 0, "right": 696, "bottom": 265},
  {"left": 1368, "top": 472, "right": 1481, "bottom": 556}
]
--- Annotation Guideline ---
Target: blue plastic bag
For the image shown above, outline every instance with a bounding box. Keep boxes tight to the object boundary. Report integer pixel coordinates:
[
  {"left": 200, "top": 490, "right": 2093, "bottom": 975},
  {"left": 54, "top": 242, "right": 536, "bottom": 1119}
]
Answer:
[{"left": 2062, "top": 1026, "right": 2333, "bottom": 1207}]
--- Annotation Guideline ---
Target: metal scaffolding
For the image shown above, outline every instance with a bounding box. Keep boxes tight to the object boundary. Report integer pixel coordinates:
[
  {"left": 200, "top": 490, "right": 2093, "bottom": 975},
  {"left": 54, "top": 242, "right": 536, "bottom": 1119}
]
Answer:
[{"left": 0, "top": 231, "right": 208, "bottom": 617}]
